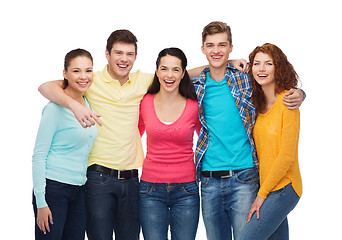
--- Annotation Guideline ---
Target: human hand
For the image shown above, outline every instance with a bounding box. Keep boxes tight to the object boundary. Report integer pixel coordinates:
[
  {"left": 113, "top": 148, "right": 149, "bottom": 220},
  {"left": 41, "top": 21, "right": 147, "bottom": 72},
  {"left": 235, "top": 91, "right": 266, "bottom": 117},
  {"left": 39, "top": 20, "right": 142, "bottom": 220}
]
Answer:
[
  {"left": 229, "top": 58, "right": 249, "bottom": 73},
  {"left": 247, "top": 196, "right": 265, "bottom": 223},
  {"left": 37, "top": 206, "right": 53, "bottom": 234},
  {"left": 283, "top": 88, "right": 304, "bottom": 110},
  {"left": 70, "top": 101, "right": 102, "bottom": 128}
]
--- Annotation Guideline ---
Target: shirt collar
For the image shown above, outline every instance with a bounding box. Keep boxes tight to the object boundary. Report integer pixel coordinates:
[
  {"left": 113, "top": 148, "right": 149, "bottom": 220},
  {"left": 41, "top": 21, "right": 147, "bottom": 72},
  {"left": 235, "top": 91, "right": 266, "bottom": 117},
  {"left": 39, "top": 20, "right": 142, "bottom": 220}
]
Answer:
[
  {"left": 102, "top": 65, "right": 132, "bottom": 84},
  {"left": 193, "top": 63, "right": 237, "bottom": 85}
]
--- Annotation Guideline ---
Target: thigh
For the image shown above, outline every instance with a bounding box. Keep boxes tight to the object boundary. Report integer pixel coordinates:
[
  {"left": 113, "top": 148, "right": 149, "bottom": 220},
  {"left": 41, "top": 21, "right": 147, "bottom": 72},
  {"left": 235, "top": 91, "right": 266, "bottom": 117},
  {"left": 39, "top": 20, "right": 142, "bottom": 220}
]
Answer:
[
  {"left": 268, "top": 217, "right": 289, "bottom": 240},
  {"left": 139, "top": 181, "right": 168, "bottom": 240},
  {"left": 170, "top": 182, "right": 200, "bottom": 240},
  {"left": 229, "top": 168, "right": 259, "bottom": 240},
  {"left": 115, "top": 177, "right": 140, "bottom": 240},
  {"left": 85, "top": 170, "right": 116, "bottom": 240},
  {"left": 201, "top": 177, "right": 231, "bottom": 240},
  {"left": 63, "top": 186, "right": 86, "bottom": 240},
  {"left": 33, "top": 179, "right": 69, "bottom": 240},
  {"left": 240, "top": 183, "right": 300, "bottom": 240}
]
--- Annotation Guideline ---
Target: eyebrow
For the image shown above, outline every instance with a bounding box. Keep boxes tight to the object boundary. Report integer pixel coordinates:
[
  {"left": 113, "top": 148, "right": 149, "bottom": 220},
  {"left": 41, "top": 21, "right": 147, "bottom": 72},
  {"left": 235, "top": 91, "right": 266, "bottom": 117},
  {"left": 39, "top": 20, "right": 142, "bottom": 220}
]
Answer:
[{"left": 254, "top": 59, "right": 273, "bottom": 62}]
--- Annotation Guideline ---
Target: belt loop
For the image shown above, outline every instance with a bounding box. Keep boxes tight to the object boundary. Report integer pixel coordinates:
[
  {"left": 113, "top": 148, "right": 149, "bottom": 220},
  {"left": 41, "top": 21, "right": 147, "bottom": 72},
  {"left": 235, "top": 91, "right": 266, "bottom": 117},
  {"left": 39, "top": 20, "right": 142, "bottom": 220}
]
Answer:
[{"left": 118, "top": 170, "right": 123, "bottom": 180}]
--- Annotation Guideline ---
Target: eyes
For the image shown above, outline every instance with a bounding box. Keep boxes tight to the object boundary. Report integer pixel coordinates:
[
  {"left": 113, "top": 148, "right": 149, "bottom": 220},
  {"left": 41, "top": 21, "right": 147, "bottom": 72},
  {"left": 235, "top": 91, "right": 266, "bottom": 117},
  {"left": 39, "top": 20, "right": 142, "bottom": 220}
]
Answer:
[
  {"left": 253, "top": 62, "right": 273, "bottom": 66},
  {"left": 159, "top": 67, "right": 182, "bottom": 73},
  {"left": 113, "top": 50, "right": 135, "bottom": 57},
  {"left": 206, "top": 43, "right": 228, "bottom": 48},
  {"left": 71, "top": 68, "right": 93, "bottom": 73}
]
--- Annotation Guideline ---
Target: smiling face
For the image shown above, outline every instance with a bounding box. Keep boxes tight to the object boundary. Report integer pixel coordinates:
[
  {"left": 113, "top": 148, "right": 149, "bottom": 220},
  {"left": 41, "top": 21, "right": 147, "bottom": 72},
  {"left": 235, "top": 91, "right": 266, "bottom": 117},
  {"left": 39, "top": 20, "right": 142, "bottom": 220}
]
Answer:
[
  {"left": 156, "top": 55, "right": 185, "bottom": 94},
  {"left": 201, "top": 32, "right": 233, "bottom": 71},
  {"left": 106, "top": 41, "right": 136, "bottom": 84},
  {"left": 252, "top": 52, "right": 275, "bottom": 89},
  {"left": 63, "top": 56, "right": 93, "bottom": 95}
]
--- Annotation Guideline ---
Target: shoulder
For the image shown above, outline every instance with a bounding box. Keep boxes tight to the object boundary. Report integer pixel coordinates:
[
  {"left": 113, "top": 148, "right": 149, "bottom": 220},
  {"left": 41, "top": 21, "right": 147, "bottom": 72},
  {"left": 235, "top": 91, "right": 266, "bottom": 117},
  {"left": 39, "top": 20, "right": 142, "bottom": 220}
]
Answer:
[
  {"left": 131, "top": 70, "right": 154, "bottom": 84},
  {"left": 140, "top": 93, "right": 154, "bottom": 106},
  {"left": 43, "top": 101, "right": 65, "bottom": 114},
  {"left": 187, "top": 98, "right": 199, "bottom": 109},
  {"left": 277, "top": 91, "right": 300, "bottom": 117}
]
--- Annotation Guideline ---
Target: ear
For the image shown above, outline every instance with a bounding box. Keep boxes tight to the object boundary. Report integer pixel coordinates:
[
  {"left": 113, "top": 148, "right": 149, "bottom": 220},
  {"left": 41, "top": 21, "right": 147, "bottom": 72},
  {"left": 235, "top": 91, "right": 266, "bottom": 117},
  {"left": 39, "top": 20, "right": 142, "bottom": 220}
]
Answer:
[
  {"left": 105, "top": 49, "right": 110, "bottom": 61},
  {"left": 201, "top": 45, "right": 205, "bottom": 54},
  {"left": 181, "top": 70, "right": 185, "bottom": 79},
  {"left": 229, "top": 44, "right": 234, "bottom": 54},
  {"left": 63, "top": 69, "right": 67, "bottom": 80}
]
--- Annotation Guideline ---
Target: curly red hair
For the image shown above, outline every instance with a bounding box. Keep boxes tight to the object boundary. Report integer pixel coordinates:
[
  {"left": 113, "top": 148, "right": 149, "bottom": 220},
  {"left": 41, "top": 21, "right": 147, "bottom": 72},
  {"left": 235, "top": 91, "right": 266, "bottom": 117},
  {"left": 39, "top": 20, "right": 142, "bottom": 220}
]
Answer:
[{"left": 248, "top": 43, "right": 299, "bottom": 113}]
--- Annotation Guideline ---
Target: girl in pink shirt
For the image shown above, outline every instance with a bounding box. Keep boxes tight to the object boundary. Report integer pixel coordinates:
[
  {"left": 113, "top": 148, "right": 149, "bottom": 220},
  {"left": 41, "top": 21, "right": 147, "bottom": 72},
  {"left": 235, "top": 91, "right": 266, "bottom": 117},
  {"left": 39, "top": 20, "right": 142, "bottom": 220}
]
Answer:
[{"left": 138, "top": 48, "right": 200, "bottom": 240}]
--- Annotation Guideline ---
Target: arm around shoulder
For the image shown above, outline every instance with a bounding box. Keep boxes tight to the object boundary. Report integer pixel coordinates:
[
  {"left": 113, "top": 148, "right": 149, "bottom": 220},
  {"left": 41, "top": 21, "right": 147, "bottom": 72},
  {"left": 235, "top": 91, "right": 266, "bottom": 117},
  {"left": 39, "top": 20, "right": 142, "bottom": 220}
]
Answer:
[{"left": 38, "top": 80, "right": 102, "bottom": 128}]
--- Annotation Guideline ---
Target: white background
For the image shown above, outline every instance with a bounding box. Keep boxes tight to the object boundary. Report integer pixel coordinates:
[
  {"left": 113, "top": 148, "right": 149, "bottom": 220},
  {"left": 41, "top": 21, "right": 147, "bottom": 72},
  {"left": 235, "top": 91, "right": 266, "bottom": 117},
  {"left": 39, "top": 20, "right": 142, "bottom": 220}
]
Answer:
[{"left": 1, "top": 0, "right": 341, "bottom": 239}]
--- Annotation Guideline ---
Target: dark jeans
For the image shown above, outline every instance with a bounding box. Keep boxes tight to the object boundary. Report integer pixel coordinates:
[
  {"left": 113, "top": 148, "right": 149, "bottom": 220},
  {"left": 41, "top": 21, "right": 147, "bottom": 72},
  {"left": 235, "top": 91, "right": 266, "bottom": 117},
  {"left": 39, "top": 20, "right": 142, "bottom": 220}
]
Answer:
[
  {"left": 85, "top": 170, "right": 140, "bottom": 240},
  {"left": 32, "top": 179, "right": 86, "bottom": 240}
]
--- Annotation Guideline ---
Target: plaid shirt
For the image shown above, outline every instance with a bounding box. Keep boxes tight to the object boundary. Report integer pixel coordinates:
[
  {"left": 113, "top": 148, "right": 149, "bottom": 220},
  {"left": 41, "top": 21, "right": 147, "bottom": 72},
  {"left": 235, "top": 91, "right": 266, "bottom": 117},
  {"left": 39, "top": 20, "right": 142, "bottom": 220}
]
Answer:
[{"left": 192, "top": 64, "right": 259, "bottom": 181}]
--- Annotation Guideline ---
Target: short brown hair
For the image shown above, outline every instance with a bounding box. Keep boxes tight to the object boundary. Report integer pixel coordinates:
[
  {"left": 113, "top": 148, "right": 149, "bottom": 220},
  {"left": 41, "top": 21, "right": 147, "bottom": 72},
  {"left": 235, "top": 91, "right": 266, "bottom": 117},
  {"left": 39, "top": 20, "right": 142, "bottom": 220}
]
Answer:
[
  {"left": 106, "top": 29, "right": 138, "bottom": 55},
  {"left": 202, "top": 21, "right": 232, "bottom": 45}
]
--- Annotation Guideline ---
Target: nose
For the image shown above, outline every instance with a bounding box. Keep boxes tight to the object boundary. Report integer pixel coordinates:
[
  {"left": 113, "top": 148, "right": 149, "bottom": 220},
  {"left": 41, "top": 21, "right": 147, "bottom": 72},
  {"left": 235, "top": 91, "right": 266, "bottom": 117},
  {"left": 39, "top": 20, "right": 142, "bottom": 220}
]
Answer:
[
  {"left": 167, "top": 70, "right": 173, "bottom": 78},
  {"left": 259, "top": 64, "right": 266, "bottom": 72},
  {"left": 80, "top": 71, "right": 87, "bottom": 79}
]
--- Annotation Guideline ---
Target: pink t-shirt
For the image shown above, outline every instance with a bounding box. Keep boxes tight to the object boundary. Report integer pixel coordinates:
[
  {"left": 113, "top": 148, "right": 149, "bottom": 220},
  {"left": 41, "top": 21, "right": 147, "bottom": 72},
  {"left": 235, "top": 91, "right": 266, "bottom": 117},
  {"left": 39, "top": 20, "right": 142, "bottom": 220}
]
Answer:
[{"left": 139, "top": 94, "right": 200, "bottom": 183}]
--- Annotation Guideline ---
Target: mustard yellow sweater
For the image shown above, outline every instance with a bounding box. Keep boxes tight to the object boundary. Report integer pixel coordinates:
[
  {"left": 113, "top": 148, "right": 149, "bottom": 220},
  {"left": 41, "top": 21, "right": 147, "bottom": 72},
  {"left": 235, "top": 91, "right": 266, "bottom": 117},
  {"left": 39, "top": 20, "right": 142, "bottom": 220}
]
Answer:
[{"left": 253, "top": 91, "right": 302, "bottom": 199}]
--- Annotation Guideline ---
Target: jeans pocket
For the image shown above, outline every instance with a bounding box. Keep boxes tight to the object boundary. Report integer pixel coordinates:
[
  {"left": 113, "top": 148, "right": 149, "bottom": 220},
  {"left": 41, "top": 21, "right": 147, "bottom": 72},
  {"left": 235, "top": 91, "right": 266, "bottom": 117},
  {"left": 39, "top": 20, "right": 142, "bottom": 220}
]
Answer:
[
  {"left": 182, "top": 182, "right": 199, "bottom": 195},
  {"left": 200, "top": 176, "right": 211, "bottom": 188},
  {"left": 139, "top": 181, "right": 154, "bottom": 195},
  {"left": 236, "top": 168, "right": 259, "bottom": 184},
  {"left": 86, "top": 170, "right": 109, "bottom": 186}
]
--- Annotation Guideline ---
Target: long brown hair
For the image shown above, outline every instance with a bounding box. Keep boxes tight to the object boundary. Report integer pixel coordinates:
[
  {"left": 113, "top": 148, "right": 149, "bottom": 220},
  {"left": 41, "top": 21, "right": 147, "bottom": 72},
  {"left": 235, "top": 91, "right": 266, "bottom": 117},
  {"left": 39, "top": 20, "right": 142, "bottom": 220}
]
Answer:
[
  {"left": 147, "top": 47, "right": 197, "bottom": 100},
  {"left": 249, "top": 43, "right": 299, "bottom": 112}
]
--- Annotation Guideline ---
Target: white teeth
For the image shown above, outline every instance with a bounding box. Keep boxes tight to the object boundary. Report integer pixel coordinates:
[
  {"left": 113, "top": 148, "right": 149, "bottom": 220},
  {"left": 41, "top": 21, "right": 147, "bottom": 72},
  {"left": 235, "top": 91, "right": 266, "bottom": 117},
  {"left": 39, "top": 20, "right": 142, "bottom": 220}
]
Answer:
[
  {"left": 118, "top": 64, "right": 127, "bottom": 68},
  {"left": 165, "top": 80, "right": 175, "bottom": 84},
  {"left": 78, "top": 82, "right": 87, "bottom": 85}
]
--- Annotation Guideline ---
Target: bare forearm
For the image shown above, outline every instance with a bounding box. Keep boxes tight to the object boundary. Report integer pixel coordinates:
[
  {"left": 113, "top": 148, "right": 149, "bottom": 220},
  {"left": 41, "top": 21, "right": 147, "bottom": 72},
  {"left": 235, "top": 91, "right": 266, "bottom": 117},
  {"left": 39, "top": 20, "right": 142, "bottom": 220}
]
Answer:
[
  {"left": 38, "top": 80, "right": 102, "bottom": 128},
  {"left": 188, "top": 65, "right": 207, "bottom": 79},
  {"left": 38, "top": 80, "right": 77, "bottom": 110}
]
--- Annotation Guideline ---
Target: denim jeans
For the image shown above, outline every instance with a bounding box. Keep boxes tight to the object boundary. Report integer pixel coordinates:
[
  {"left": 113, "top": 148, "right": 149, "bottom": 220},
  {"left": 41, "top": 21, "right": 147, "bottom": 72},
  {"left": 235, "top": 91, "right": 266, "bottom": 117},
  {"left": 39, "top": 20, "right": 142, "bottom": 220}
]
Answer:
[
  {"left": 201, "top": 168, "right": 259, "bottom": 240},
  {"left": 85, "top": 170, "right": 140, "bottom": 240},
  {"left": 240, "top": 183, "right": 300, "bottom": 240},
  {"left": 32, "top": 179, "right": 86, "bottom": 240},
  {"left": 139, "top": 180, "right": 200, "bottom": 240}
]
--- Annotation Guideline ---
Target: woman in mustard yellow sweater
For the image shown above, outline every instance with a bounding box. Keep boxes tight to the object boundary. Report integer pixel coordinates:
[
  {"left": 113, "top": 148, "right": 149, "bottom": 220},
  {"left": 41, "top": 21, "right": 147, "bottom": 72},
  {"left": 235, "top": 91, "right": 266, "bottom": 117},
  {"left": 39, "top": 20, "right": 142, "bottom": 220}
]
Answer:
[{"left": 240, "top": 43, "right": 302, "bottom": 240}]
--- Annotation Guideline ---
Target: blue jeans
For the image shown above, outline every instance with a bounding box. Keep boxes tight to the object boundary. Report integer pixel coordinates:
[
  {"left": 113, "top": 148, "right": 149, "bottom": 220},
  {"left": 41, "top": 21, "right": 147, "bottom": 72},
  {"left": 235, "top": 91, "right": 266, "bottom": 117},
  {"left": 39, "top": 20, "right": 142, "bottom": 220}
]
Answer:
[
  {"left": 85, "top": 170, "right": 140, "bottom": 240},
  {"left": 32, "top": 179, "right": 86, "bottom": 240},
  {"left": 201, "top": 168, "right": 259, "bottom": 240},
  {"left": 139, "top": 180, "right": 200, "bottom": 240},
  {"left": 240, "top": 183, "right": 300, "bottom": 240}
]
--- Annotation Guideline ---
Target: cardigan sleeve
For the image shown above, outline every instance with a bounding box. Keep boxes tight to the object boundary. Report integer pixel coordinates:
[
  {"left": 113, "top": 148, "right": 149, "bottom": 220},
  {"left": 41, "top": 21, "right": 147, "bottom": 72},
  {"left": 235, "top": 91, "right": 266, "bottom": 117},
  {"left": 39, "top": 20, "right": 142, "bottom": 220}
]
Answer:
[
  {"left": 32, "top": 102, "right": 59, "bottom": 208},
  {"left": 258, "top": 108, "right": 300, "bottom": 199}
]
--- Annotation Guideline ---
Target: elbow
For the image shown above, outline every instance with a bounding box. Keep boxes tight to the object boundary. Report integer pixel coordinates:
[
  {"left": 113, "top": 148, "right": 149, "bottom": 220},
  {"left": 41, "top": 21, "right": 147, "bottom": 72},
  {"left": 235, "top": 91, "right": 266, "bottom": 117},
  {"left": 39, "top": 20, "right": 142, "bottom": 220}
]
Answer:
[{"left": 38, "top": 83, "right": 45, "bottom": 94}]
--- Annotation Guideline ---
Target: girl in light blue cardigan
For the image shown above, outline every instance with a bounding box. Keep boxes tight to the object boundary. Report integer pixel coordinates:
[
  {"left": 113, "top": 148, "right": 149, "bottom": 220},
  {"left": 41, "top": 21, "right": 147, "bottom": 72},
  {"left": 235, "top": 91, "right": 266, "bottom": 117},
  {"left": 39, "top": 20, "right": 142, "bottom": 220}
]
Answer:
[{"left": 32, "top": 49, "right": 97, "bottom": 239}]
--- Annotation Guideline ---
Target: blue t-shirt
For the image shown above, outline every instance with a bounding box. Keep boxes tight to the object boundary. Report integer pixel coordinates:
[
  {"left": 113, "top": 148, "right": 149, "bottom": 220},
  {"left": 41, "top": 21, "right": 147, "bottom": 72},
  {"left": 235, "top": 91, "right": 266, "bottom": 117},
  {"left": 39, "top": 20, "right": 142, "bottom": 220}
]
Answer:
[
  {"left": 32, "top": 99, "right": 97, "bottom": 208},
  {"left": 202, "top": 72, "right": 253, "bottom": 171}
]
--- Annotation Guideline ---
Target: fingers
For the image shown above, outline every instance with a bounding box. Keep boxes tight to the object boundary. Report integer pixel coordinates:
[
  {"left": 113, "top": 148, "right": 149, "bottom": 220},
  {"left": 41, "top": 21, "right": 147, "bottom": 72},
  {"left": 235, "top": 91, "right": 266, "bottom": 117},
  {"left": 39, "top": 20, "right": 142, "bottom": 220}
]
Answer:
[
  {"left": 247, "top": 209, "right": 255, "bottom": 223},
  {"left": 283, "top": 92, "right": 302, "bottom": 110},
  {"left": 78, "top": 114, "right": 102, "bottom": 128},
  {"left": 37, "top": 207, "right": 53, "bottom": 235},
  {"left": 256, "top": 207, "right": 260, "bottom": 220},
  {"left": 37, "top": 216, "right": 50, "bottom": 235}
]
